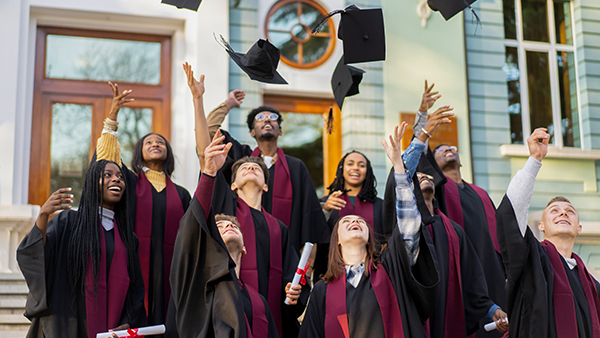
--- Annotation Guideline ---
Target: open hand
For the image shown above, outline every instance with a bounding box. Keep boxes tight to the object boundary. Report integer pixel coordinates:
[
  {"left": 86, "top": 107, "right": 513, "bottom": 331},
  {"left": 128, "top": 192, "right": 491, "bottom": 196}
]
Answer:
[
  {"left": 108, "top": 82, "right": 134, "bottom": 119},
  {"left": 418, "top": 105, "right": 454, "bottom": 142},
  {"left": 225, "top": 90, "right": 245, "bottom": 109},
  {"left": 418, "top": 80, "right": 441, "bottom": 113},
  {"left": 183, "top": 62, "right": 205, "bottom": 99},
  {"left": 382, "top": 122, "right": 408, "bottom": 173},
  {"left": 203, "top": 130, "right": 232, "bottom": 176},
  {"left": 323, "top": 190, "right": 346, "bottom": 211},
  {"left": 527, "top": 128, "right": 549, "bottom": 162}
]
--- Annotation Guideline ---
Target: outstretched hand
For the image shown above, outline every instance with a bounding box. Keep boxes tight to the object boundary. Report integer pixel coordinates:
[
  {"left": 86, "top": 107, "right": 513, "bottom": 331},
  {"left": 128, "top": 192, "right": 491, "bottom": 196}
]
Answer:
[
  {"left": 183, "top": 62, "right": 205, "bottom": 99},
  {"left": 225, "top": 90, "right": 245, "bottom": 109},
  {"left": 323, "top": 190, "right": 346, "bottom": 211},
  {"left": 419, "top": 80, "right": 441, "bottom": 113},
  {"left": 382, "top": 122, "right": 408, "bottom": 174},
  {"left": 527, "top": 128, "right": 549, "bottom": 162},
  {"left": 108, "top": 82, "right": 134, "bottom": 120},
  {"left": 418, "top": 105, "right": 454, "bottom": 142},
  {"left": 203, "top": 130, "right": 232, "bottom": 176}
]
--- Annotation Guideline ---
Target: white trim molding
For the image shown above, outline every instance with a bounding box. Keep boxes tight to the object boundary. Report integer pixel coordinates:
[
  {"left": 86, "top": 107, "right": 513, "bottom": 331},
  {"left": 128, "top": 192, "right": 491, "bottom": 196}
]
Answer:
[{"left": 499, "top": 144, "right": 600, "bottom": 160}]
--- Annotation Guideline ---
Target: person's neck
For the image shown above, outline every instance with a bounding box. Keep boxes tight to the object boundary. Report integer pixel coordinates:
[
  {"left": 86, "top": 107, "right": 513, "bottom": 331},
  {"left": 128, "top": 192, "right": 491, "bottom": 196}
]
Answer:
[
  {"left": 231, "top": 251, "right": 243, "bottom": 278},
  {"left": 442, "top": 166, "right": 462, "bottom": 184},
  {"left": 423, "top": 193, "right": 434, "bottom": 215},
  {"left": 143, "top": 161, "right": 164, "bottom": 173},
  {"left": 257, "top": 139, "right": 278, "bottom": 157},
  {"left": 344, "top": 183, "right": 361, "bottom": 197},
  {"left": 341, "top": 243, "right": 367, "bottom": 266},
  {"left": 546, "top": 236, "right": 576, "bottom": 259},
  {"left": 237, "top": 188, "right": 263, "bottom": 210}
]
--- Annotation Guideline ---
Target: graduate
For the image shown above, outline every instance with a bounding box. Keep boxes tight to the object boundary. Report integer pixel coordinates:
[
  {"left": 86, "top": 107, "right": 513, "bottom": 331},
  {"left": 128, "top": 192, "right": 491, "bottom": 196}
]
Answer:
[
  {"left": 17, "top": 160, "right": 146, "bottom": 338},
  {"left": 497, "top": 128, "right": 600, "bottom": 338},
  {"left": 95, "top": 82, "right": 191, "bottom": 327},
  {"left": 417, "top": 171, "right": 508, "bottom": 337},
  {"left": 321, "top": 151, "right": 386, "bottom": 243},
  {"left": 182, "top": 63, "right": 307, "bottom": 338},
  {"left": 298, "top": 122, "right": 439, "bottom": 338},
  {"left": 205, "top": 90, "right": 330, "bottom": 256}
]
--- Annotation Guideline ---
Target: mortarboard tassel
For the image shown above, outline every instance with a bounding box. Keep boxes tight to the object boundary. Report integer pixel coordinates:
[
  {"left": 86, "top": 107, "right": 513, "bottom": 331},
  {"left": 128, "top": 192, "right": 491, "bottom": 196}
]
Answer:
[
  {"left": 214, "top": 33, "right": 235, "bottom": 53},
  {"left": 463, "top": 0, "right": 482, "bottom": 34},
  {"left": 311, "top": 9, "right": 345, "bottom": 34},
  {"left": 326, "top": 105, "right": 334, "bottom": 135}
]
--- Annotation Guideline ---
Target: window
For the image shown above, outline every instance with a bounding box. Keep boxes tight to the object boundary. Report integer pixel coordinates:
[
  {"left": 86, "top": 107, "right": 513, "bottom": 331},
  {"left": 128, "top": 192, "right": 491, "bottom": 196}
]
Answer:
[
  {"left": 502, "top": 0, "right": 579, "bottom": 147},
  {"left": 29, "top": 27, "right": 171, "bottom": 207},
  {"left": 265, "top": 0, "right": 336, "bottom": 69}
]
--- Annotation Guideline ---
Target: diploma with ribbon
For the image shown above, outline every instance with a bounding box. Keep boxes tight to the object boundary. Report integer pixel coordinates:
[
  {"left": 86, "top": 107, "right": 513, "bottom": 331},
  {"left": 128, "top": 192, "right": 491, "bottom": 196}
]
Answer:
[
  {"left": 96, "top": 324, "right": 166, "bottom": 338},
  {"left": 285, "top": 242, "right": 313, "bottom": 305}
]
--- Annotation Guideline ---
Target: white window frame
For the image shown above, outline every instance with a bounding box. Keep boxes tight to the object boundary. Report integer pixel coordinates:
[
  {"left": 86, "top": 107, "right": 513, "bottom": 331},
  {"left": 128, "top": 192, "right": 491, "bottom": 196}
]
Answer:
[{"left": 504, "top": 0, "right": 583, "bottom": 149}]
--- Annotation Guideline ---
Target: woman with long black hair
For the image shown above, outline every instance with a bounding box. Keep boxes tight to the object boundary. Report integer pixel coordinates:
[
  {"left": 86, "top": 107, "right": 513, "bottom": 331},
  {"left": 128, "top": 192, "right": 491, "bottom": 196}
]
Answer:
[
  {"left": 95, "top": 82, "right": 191, "bottom": 327},
  {"left": 17, "top": 160, "right": 146, "bottom": 338}
]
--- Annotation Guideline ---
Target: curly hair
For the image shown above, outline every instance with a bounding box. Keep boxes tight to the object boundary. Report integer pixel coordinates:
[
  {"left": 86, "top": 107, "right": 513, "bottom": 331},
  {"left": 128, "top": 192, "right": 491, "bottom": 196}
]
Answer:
[{"left": 326, "top": 150, "right": 377, "bottom": 203}]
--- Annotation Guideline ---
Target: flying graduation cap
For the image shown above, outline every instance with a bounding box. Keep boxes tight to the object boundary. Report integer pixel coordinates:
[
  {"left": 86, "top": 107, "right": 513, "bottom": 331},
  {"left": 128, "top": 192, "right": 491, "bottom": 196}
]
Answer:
[
  {"left": 331, "top": 55, "right": 365, "bottom": 110},
  {"left": 216, "top": 35, "right": 288, "bottom": 85},
  {"left": 428, "top": 0, "right": 481, "bottom": 22},
  {"left": 312, "top": 5, "right": 386, "bottom": 64},
  {"left": 161, "top": 0, "right": 202, "bottom": 11}
]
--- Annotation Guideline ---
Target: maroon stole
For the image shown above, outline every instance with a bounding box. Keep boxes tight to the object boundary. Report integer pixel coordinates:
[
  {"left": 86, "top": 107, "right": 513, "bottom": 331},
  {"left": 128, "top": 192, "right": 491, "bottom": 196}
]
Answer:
[
  {"left": 338, "top": 193, "right": 374, "bottom": 230},
  {"left": 434, "top": 209, "right": 465, "bottom": 338},
  {"left": 241, "top": 280, "right": 269, "bottom": 338},
  {"left": 541, "top": 240, "right": 600, "bottom": 338},
  {"left": 236, "top": 198, "right": 283, "bottom": 336},
  {"left": 251, "top": 147, "right": 293, "bottom": 227},
  {"left": 85, "top": 220, "right": 129, "bottom": 338},
  {"left": 443, "top": 177, "right": 500, "bottom": 254},
  {"left": 325, "top": 262, "right": 404, "bottom": 338},
  {"left": 135, "top": 171, "right": 184, "bottom": 316}
]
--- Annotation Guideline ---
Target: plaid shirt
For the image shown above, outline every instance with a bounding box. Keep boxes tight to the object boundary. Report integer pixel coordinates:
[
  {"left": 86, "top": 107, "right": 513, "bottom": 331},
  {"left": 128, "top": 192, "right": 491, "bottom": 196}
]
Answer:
[{"left": 394, "top": 171, "right": 421, "bottom": 266}]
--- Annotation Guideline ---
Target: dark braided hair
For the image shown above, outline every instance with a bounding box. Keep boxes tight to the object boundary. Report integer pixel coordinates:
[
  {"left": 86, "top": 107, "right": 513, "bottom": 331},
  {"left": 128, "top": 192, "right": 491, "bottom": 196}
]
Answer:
[
  {"left": 68, "top": 160, "right": 138, "bottom": 308},
  {"left": 326, "top": 150, "right": 377, "bottom": 203}
]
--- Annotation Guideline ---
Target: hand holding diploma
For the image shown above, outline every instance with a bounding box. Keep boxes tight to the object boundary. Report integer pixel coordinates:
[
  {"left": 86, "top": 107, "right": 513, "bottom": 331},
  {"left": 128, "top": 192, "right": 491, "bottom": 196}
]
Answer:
[
  {"left": 285, "top": 242, "right": 313, "bottom": 305},
  {"left": 97, "top": 324, "right": 166, "bottom": 338},
  {"left": 485, "top": 308, "right": 509, "bottom": 333}
]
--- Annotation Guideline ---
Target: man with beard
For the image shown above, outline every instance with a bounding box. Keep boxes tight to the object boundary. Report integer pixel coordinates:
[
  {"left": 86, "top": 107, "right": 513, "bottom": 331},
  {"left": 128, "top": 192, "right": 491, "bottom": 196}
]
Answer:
[
  {"left": 417, "top": 171, "right": 508, "bottom": 337},
  {"left": 205, "top": 93, "right": 330, "bottom": 265}
]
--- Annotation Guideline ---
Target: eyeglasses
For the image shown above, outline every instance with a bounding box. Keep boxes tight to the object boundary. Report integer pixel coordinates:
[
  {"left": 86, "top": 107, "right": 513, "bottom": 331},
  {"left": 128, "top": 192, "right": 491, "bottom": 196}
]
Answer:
[
  {"left": 435, "top": 145, "right": 457, "bottom": 153},
  {"left": 255, "top": 113, "right": 279, "bottom": 122}
]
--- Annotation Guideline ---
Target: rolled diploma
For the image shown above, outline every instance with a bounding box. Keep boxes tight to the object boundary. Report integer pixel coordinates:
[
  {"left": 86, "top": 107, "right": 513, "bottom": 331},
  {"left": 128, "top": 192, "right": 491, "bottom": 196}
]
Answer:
[
  {"left": 285, "top": 242, "right": 314, "bottom": 305},
  {"left": 96, "top": 324, "right": 166, "bottom": 338},
  {"left": 484, "top": 318, "right": 508, "bottom": 332}
]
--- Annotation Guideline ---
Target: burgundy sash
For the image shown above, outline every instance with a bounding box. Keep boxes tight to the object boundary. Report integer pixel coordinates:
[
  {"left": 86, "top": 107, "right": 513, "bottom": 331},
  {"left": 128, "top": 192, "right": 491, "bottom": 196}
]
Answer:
[
  {"left": 242, "top": 280, "right": 269, "bottom": 338},
  {"left": 434, "top": 209, "right": 465, "bottom": 338},
  {"left": 135, "top": 171, "right": 185, "bottom": 316},
  {"left": 338, "top": 193, "right": 374, "bottom": 230},
  {"left": 236, "top": 198, "right": 284, "bottom": 336},
  {"left": 541, "top": 240, "right": 600, "bottom": 338},
  {"left": 325, "top": 262, "right": 405, "bottom": 338},
  {"left": 251, "top": 148, "right": 293, "bottom": 227},
  {"left": 443, "top": 177, "right": 500, "bottom": 254},
  {"left": 85, "top": 220, "right": 130, "bottom": 338}
]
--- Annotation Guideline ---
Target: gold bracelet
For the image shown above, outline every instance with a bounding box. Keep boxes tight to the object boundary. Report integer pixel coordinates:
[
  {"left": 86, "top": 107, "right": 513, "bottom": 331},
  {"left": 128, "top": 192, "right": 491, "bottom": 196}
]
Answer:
[
  {"left": 421, "top": 128, "right": 432, "bottom": 138},
  {"left": 103, "top": 118, "right": 119, "bottom": 132}
]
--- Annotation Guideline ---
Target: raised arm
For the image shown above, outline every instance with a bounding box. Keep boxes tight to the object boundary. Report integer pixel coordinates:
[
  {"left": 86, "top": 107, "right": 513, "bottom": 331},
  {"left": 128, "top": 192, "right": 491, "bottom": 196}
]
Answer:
[
  {"left": 382, "top": 122, "right": 422, "bottom": 266},
  {"left": 206, "top": 90, "right": 245, "bottom": 139},
  {"left": 96, "top": 82, "right": 133, "bottom": 164},
  {"left": 183, "top": 62, "right": 210, "bottom": 170},
  {"left": 506, "top": 128, "right": 549, "bottom": 236}
]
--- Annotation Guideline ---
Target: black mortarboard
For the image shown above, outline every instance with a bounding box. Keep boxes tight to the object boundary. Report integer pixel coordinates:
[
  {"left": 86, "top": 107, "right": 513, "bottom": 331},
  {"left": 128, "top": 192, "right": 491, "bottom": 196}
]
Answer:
[
  {"left": 331, "top": 55, "right": 365, "bottom": 109},
  {"left": 312, "top": 5, "right": 385, "bottom": 64},
  {"left": 161, "top": 0, "right": 202, "bottom": 11},
  {"left": 428, "top": 0, "right": 479, "bottom": 21},
  {"left": 216, "top": 35, "right": 288, "bottom": 85}
]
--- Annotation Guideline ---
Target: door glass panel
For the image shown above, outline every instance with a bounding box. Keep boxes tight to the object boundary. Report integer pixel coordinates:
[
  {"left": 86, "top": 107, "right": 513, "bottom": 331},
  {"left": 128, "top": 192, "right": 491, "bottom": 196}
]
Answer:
[
  {"left": 526, "top": 51, "right": 554, "bottom": 143},
  {"left": 554, "top": 1, "right": 573, "bottom": 45},
  {"left": 503, "top": 0, "right": 517, "bottom": 39},
  {"left": 50, "top": 103, "right": 92, "bottom": 207},
  {"left": 278, "top": 113, "right": 324, "bottom": 195},
  {"left": 557, "top": 51, "right": 579, "bottom": 147},
  {"left": 117, "top": 107, "right": 153, "bottom": 167},
  {"left": 46, "top": 35, "right": 161, "bottom": 84},
  {"left": 503, "top": 47, "right": 523, "bottom": 144},
  {"left": 522, "top": 0, "right": 549, "bottom": 42}
]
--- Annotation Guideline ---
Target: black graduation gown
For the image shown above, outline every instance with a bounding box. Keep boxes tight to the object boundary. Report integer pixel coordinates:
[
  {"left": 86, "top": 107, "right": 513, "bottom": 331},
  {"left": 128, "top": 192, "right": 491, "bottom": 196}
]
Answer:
[
  {"left": 122, "top": 167, "right": 191, "bottom": 328},
  {"left": 166, "top": 193, "right": 279, "bottom": 338},
  {"left": 299, "top": 225, "right": 440, "bottom": 338},
  {"left": 211, "top": 171, "right": 309, "bottom": 338},
  {"left": 220, "top": 129, "right": 330, "bottom": 252},
  {"left": 425, "top": 214, "right": 495, "bottom": 337},
  {"left": 17, "top": 210, "right": 146, "bottom": 338},
  {"left": 496, "top": 195, "right": 600, "bottom": 338}
]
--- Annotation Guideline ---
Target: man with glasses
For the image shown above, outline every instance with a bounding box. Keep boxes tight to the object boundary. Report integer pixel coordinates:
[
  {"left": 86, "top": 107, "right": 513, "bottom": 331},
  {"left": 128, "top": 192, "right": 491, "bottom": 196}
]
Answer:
[{"left": 205, "top": 91, "right": 330, "bottom": 269}]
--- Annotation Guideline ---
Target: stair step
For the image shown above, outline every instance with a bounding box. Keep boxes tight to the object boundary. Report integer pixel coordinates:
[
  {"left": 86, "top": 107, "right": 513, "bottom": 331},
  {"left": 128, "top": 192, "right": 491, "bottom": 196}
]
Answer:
[
  {"left": 0, "top": 274, "right": 24, "bottom": 282},
  {"left": 0, "top": 330, "right": 29, "bottom": 338},
  {"left": 0, "top": 285, "right": 28, "bottom": 295},
  {"left": 0, "top": 314, "right": 28, "bottom": 325},
  {"left": 0, "top": 298, "right": 26, "bottom": 309}
]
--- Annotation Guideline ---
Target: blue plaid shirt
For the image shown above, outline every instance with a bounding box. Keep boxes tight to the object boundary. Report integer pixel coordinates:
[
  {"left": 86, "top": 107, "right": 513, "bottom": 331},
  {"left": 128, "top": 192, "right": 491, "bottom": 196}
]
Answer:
[{"left": 394, "top": 171, "right": 421, "bottom": 266}]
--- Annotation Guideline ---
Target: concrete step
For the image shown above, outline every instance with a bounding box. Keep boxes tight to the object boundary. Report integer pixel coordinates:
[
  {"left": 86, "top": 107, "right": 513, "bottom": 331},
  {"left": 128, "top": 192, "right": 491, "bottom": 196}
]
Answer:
[
  {"left": 0, "top": 314, "right": 28, "bottom": 325},
  {"left": 0, "top": 285, "right": 27, "bottom": 296},
  {"left": 0, "top": 274, "right": 24, "bottom": 281},
  {"left": 0, "top": 298, "right": 26, "bottom": 309},
  {"left": 0, "top": 330, "right": 29, "bottom": 338}
]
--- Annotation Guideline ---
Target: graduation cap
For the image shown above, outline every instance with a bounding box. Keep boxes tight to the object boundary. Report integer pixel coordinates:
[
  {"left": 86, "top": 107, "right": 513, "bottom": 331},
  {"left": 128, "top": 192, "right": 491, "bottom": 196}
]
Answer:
[
  {"left": 428, "top": 0, "right": 481, "bottom": 22},
  {"left": 216, "top": 35, "right": 288, "bottom": 85},
  {"left": 312, "top": 5, "right": 386, "bottom": 64},
  {"left": 331, "top": 55, "right": 365, "bottom": 110},
  {"left": 161, "top": 0, "right": 202, "bottom": 11}
]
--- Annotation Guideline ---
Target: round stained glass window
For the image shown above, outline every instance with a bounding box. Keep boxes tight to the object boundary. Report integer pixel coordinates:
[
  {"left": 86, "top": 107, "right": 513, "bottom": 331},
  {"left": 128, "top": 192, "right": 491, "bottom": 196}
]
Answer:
[{"left": 265, "top": 0, "right": 336, "bottom": 69}]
